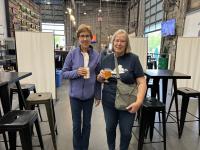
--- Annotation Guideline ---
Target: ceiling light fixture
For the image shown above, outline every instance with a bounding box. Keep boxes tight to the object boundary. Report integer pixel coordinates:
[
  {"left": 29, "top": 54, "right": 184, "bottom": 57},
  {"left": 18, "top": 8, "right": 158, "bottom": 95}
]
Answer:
[{"left": 99, "top": 0, "right": 102, "bottom": 14}]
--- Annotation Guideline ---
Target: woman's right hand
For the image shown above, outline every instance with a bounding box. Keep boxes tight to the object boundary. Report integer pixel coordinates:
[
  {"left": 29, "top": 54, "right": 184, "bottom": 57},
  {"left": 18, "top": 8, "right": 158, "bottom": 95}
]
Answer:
[
  {"left": 77, "top": 67, "right": 87, "bottom": 76},
  {"left": 97, "top": 70, "right": 105, "bottom": 82}
]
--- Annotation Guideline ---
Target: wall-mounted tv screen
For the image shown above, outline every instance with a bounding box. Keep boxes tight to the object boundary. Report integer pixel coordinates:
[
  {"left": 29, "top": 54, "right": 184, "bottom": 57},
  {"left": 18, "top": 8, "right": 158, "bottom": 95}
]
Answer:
[{"left": 161, "top": 19, "right": 176, "bottom": 37}]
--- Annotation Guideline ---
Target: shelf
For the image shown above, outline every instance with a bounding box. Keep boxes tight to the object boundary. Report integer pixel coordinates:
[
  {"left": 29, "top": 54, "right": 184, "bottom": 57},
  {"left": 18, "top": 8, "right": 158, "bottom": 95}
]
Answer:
[{"left": 8, "top": 0, "right": 41, "bottom": 36}]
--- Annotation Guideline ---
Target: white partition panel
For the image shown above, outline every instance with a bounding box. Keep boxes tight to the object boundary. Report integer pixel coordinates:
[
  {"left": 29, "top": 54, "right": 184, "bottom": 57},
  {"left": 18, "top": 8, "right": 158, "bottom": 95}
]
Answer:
[
  {"left": 175, "top": 37, "right": 200, "bottom": 91},
  {"left": 183, "top": 10, "right": 200, "bottom": 37},
  {"left": 128, "top": 36, "right": 148, "bottom": 69},
  {"left": 15, "top": 31, "right": 56, "bottom": 99}
]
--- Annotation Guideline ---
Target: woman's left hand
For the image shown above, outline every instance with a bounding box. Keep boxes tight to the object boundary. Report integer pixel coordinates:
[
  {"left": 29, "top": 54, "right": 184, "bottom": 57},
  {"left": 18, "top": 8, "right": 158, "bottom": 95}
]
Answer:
[
  {"left": 95, "top": 99, "right": 101, "bottom": 107},
  {"left": 126, "top": 101, "right": 142, "bottom": 113}
]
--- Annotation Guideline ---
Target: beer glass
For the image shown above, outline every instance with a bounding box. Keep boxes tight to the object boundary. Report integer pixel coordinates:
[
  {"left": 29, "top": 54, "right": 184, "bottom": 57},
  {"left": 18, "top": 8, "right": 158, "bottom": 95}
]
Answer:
[{"left": 104, "top": 68, "right": 112, "bottom": 82}]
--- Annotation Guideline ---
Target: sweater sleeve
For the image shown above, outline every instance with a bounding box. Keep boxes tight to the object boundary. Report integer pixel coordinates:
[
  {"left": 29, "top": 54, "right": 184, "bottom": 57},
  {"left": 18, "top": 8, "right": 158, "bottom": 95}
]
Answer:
[
  {"left": 62, "top": 51, "right": 80, "bottom": 79},
  {"left": 94, "top": 55, "right": 102, "bottom": 100}
]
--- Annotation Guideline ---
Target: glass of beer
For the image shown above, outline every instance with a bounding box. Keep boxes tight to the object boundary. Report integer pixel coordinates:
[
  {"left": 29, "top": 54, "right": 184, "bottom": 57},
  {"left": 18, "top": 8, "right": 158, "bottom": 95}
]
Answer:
[
  {"left": 83, "top": 67, "right": 90, "bottom": 79},
  {"left": 104, "top": 68, "right": 112, "bottom": 82}
]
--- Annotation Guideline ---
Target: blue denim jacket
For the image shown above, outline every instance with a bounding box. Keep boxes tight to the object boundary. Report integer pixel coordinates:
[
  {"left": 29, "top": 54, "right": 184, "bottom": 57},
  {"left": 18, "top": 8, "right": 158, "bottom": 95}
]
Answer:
[{"left": 62, "top": 46, "right": 101, "bottom": 100}]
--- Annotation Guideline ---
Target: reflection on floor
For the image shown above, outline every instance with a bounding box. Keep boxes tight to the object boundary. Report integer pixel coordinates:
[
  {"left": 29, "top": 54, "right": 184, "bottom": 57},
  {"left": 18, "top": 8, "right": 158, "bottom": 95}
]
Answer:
[{"left": 0, "top": 79, "right": 200, "bottom": 150}]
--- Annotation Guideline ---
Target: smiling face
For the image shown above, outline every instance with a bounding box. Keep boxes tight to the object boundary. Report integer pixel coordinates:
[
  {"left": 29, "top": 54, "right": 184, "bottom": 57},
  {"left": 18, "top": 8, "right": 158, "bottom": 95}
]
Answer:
[
  {"left": 113, "top": 32, "right": 127, "bottom": 56},
  {"left": 78, "top": 31, "right": 92, "bottom": 51}
]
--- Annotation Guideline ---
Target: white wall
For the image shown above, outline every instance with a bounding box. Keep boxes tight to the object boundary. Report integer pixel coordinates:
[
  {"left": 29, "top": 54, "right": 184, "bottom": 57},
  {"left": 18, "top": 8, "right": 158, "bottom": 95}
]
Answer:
[
  {"left": 0, "top": 0, "right": 7, "bottom": 38},
  {"left": 183, "top": 9, "right": 200, "bottom": 37}
]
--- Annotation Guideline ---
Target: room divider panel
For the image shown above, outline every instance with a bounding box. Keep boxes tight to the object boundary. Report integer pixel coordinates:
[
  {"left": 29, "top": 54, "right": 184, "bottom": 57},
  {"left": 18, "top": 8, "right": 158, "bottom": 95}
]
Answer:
[
  {"left": 175, "top": 37, "right": 200, "bottom": 91},
  {"left": 128, "top": 36, "right": 148, "bottom": 70},
  {"left": 15, "top": 31, "right": 56, "bottom": 99}
]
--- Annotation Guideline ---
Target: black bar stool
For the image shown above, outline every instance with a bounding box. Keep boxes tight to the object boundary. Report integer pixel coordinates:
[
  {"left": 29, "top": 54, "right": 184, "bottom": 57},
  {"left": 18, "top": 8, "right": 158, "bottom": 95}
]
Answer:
[
  {"left": 26, "top": 92, "right": 58, "bottom": 150},
  {"left": 167, "top": 87, "right": 200, "bottom": 138},
  {"left": 138, "top": 97, "right": 166, "bottom": 150},
  {"left": 10, "top": 84, "right": 43, "bottom": 121},
  {"left": 0, "top": 108, "right": 9, "bottom": 150},
  {"left": 0, "top": 110, "right": 44, "bottom": 150}
]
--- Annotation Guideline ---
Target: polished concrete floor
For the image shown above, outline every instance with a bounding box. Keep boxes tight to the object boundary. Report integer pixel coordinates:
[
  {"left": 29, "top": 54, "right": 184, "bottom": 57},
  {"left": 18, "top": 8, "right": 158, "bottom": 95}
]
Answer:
[{"left": 0, "top": 80, "right": 200, "bottom": 150}]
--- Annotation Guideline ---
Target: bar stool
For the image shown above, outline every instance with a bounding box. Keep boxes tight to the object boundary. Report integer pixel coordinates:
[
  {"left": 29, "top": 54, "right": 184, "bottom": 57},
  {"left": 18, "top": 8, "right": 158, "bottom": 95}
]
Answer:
[
  {"left": 10, "top": 84, "right": 43, "bottom": 121},
  {"left": 166, "top": 87, "right": 200, "bottom": 138},
  {"left": 146, "top": 78, "right": 160, "bottom": 100},
  {"left": 0, "top": 110, "right": 44, "bottom": 150},
  {"left": 138, "top": 97, "right": 166, "bottom": 150},
  {"left": 0, "top": 108, "right": 8, "bottom": 150},
  {"left": 26, "top": 92, "right": 58, "bottom": 150}
]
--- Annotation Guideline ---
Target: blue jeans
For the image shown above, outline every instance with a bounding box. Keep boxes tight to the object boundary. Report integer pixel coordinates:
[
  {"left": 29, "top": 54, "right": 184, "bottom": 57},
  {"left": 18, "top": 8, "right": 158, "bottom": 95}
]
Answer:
[
  {"left": 102, "top": 104, "right": 135, "bottom": 150},
  {"left": 70, "top": 97, "right": 94, "bottom": 150}
]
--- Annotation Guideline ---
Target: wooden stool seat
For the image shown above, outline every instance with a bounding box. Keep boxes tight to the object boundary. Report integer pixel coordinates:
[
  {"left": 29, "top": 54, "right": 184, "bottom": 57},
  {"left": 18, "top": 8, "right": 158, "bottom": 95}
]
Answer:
[{"left": 27, "top": 92, "right": 52, "bottom": 102}]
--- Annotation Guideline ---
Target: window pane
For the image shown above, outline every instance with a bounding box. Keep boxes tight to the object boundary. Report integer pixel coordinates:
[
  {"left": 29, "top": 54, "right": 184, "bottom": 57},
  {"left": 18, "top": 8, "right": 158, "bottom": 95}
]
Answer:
[
  {"left": 150, "top": 16, "right": 156, "bottom": 23},
  {"left": 156, "top": 21, "right": 162, "bottom": 30},
  {"left": 157, "top": 2, "right": 163, "bottom": 11},
  {"left": 150, "top": 6, "right": 156, "bottom": 14},
  {"left": 41, "top": 23, "right": 65, "bottom": 48},
  {"left": 149, "top": 24, "right": 155, "bottom": 31},
  {"left": 54, "top": 30, "right": 64, "bottom": 35},
  {"left": 147, "top": 30, "right": 161, "bottom": 56},
  {"left": 156, "top": 11, "right": 163, "bottom": 21},
  {"left": 42, "top": 25, "right": 54, "bottom": 30},
  {"left": 145, "top": 26, "right": 150, "bottom": 33},
  {"left": 151, "top": 0, "right": 157, "bottom": 6},
  {"left": 42, "top": 30, "right": 53, "bottom": 33},
  {"left": 145, "top": 18, "right": 150, "bottom": 25},
  {"left": 146, "top": 1, "right": 150, "bottom": 9},
  {"left": 55, "top": 35, "right": 65, "bottom": 47},
  {"left": 146, "top": 10, "right": 150, "bottom": 17},
  {"left": 54, "top": 25, "right": 64, "bottom": 30}
]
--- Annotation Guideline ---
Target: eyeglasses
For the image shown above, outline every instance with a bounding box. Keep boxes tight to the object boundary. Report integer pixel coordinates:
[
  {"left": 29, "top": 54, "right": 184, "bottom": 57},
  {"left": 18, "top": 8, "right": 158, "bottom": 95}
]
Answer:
[
  {"left": 79, "top": 34, "right": 91, "bottom": 39},
  {"left": 114, "top": 39, "right": 126, "bottom": 43}
]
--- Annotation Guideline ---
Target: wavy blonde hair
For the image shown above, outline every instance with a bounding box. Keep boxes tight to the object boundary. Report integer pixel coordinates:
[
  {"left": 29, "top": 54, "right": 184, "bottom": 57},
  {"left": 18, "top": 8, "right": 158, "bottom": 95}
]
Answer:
[{"left": 111, "top": 29, "right": 131, "bottom": 53}]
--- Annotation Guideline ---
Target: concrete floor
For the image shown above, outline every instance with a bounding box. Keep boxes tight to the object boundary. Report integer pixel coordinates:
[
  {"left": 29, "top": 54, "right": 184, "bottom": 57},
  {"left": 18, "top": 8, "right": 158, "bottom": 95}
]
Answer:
[{"left": 0, "top": 79, "right": 200, "bottom": 150}]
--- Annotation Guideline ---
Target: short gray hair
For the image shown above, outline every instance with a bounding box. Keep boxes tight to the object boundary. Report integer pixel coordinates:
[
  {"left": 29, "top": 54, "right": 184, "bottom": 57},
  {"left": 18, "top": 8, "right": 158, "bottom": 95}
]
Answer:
[
  {"left": 111, "top": 29, "right": 131, "bottom": 53},
  {"left": 76, "top": 24, "right": 93, "bottom": 39}
]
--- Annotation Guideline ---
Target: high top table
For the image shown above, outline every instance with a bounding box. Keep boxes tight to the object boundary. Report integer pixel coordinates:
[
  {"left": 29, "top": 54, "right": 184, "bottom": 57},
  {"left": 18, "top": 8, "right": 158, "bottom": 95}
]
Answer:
[
  {"left": 0, "top": 71, "right": 32, "bottom": 150},
  {"left": 144, "top": 69, "right": 191, "bottom": 138},
  {"left": 0, "top": 72, "right": 32, "bottom": 113}
]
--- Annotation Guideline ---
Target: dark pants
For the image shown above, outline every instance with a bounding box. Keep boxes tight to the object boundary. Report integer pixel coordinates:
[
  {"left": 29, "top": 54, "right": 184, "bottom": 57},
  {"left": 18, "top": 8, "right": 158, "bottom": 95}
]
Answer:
[
  {"left": 103, "top": 104, "right": 135, "bottom": 150},
  {"left": 70, "top": 97, "right": 94, "bottom": 150}
]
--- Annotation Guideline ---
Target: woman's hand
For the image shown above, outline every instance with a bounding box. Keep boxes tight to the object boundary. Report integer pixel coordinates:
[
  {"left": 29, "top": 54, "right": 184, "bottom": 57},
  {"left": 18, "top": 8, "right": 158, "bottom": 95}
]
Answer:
[
  {"left": 95, "top": 99, "right": 101, "bottom": 107},
  {"left": 126, "top": 76, "right": 146, "bottom": 113},
  {"left": 77, "top": 67, "right": 87, "bottom": 76},
  {"left": 126, "top": 101, "right": 142, "bottom": 113},
  {"left": 97, "top": 70, "right": 105, "bottom": 82}
]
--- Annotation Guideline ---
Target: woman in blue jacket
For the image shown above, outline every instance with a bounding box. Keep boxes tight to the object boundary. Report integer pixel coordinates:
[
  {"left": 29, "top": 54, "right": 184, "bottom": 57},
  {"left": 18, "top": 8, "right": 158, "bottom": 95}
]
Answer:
[{"left": 62, "top": 24, "right": 101, "bottom": 150}]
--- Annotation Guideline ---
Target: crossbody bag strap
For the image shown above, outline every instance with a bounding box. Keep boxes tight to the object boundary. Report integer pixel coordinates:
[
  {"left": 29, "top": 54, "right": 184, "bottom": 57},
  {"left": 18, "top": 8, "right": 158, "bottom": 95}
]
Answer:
[
  {"left": 114, "top": 54, "right": 137, "bottom": 95},
  {"left": 114, "top": 54, "right": 120, "bottom": 78}
]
